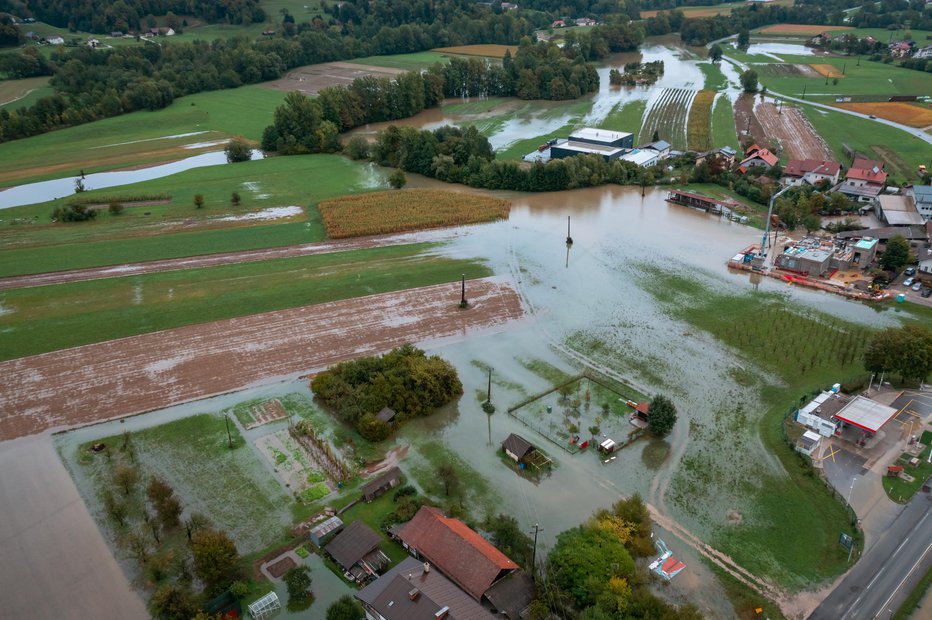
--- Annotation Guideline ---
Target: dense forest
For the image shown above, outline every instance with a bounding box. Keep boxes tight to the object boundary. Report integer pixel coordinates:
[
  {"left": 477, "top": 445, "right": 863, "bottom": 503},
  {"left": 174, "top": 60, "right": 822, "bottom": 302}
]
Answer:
[
  {"left": 310, "top": 345, "right": 463, "bottom": 442},
  {"left": 0, "top": 0, "right": 264, "bottom": 32},
  {"left": 850, "top": 0, "right": 932, "bottom": 31}
]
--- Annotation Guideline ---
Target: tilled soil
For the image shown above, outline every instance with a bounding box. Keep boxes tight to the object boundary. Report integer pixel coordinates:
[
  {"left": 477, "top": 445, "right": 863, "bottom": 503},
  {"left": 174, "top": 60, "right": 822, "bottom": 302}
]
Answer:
[
  {"left": 735, "top": 94, "right": 833, "bottom": 161},
  {"left": 261, "top": 62, "right": 407, "bottom": 96},
  {"left": 0, "top": 278, "right": 524, "bottom": 441}
]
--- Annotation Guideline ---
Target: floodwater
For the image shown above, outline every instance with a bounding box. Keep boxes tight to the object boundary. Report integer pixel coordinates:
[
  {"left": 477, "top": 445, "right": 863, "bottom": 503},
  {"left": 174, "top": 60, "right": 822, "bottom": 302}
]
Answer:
[
  {"left": 349, "top": 43, "right": 706, "bottom": 153},
  {"left": 744, "top": 42, "right": 815, "bottom": 60},
  {"left": 0, "top": 149, "right": 264, "bottom": 210}
]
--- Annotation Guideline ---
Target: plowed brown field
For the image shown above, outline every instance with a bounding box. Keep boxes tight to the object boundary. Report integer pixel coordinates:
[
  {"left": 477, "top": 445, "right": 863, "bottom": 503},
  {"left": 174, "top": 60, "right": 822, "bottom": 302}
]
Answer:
[
  {"left": 810, "top": 64, "right": 844, "bottom": 78},
  {"left": 736, "top": 96, "right": 833, "bottom": 161},
  {"left": 0, "top": 278, "right": 524, "bottom": 441},
  {"left": 433, "top": 45, "right": 518, "bottom": 58}
]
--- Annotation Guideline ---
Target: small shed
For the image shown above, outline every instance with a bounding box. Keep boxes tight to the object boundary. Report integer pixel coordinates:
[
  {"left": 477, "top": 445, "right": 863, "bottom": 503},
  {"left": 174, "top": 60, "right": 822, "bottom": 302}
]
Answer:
[
  {"left": 598, "top": 438, "right": 618, "bottom": 454},
  {"left": 361, "top": 466, "right": 401, "bottom": 502},
  {"left": 375, "top": 407, "right": 396, "bottom": 425},
  {"left": 308, "top": 515, "right": 343, "bottom": 547},
  {"left": 502, "top": 433, "right": 534, "bottom": 462},
  {"left": 796, "top": 430, "right": 821, "bottom": 456}
]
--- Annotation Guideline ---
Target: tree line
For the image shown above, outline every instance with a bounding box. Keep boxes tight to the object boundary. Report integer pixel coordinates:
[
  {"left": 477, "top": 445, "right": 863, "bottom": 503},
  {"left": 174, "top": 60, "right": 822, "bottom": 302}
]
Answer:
[{"left": 12, "top": 0, "right": 264, "bottom": 33}]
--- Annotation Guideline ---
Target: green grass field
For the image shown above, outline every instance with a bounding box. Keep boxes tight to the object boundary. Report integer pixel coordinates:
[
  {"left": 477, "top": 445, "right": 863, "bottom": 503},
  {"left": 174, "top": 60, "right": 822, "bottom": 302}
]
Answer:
[
  {"left": 699, "top": 61, "right": 728, "bottom": 90},
  {"left": 0, "top": 86, "right": 286, "bottom": 187},
  {"left": 0, "top": 242, "right": 491, "bottom": 360},
  {"left": 0, "top": 77, "right": 53, "bottom": 110},
  {"left": 0, "top": 155, "right": 382, "bottom": 276},
  {"left": 711, "top": 95, "right": 739, "bottom": 151},
  {"left": 344, "top": 51, "right": 450, "bottom": 70},
  {"left": 800, "top": 105, "right": 931, "bottom": 182},
  {"left": 601, "top": 100, "right": 646, "bottom": 142}
]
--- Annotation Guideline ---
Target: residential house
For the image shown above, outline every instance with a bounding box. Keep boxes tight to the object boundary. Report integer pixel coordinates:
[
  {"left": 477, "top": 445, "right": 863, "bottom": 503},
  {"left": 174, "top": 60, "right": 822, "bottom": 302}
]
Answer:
[
  {"left": 576, "top": 17, "right": 597, "bottom": 26},
  {"left": 551, "top": 19, "right": 565, "bottom": 28},
  {"left": 877, "top": 195, "right": 925, "bottom": 226},
  {"left": 356, "top": 556, "right": 496, "bottom": 620},
  {"left": 918, "top": 245, "right": 932, "bottom": 275},
  {"left": 640, "top": 139, "right": 671, "bottom": 160},
  {"left": 781, "top": 159, "right": 841, "bottom": 187},
  {"left": 394, "top": 506, "right": 533, "bottom": 618},
  {"left": 361, "top": 466, "right": 401, "bottom": 502},
  {"left": 836, "top": 158, "right": 887, "bottom": 203},
  {"left": 501, "top": 2, "right": 519, "bottom": 10},
  {"left": 810, "top": 32, "right": 833, "bottom": 46},
  {"left": 695, "top": 145, "right": 737, "bottom": 168},
  {"left": 738, "top": 144, "right": 779, "bottom": 172},
  {"left": 110, "top": 31, "right": 123, "bottom": 37},
  {"left": 914, "top": 45, "right": 932, "bottom": 60},
  {"left": 150, "top": 27, "right": 175, "bottom": 36},
  {"left": 910, "top": 185, "right": 932, "bottom": 221},
  {"left": 889, "top": 41, "right": 912, "bottom": 58},
  {"left": 86, "top": 38, "right": 100, "bottom": 47},
  {"left": 325, "top": 521, "right": 391, "bottom": 583},
  {"left": 46, "top": 36, "right": 64, "bottom": 45}
]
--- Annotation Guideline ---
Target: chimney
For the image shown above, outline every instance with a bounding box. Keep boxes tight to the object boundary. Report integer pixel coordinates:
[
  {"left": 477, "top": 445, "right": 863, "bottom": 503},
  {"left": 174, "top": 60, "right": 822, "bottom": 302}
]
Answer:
[
  {"left": 408, "top": 588, "right": 420, "bottom": 601},
  {"left": 423, "top": 562, "right": 430, "bottom": 574}
]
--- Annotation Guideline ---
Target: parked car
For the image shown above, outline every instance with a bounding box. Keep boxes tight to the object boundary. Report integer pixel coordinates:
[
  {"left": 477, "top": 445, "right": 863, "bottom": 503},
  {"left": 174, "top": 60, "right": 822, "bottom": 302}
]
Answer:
[
  {"left": 912, "top": 281, "right": 923, "bottom": 291},
  {"left": 922, "top": 288, "right": 932, "bottom": 298},
  {"left": 904, "top": 267, "right": 917, "bottom": 276},
  {"left": 903, "top": 277, "right": 915, "bottom": 287}
]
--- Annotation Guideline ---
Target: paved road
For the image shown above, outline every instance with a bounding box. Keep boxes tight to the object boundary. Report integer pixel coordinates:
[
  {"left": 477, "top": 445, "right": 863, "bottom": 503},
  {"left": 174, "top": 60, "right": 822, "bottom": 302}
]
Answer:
[
  {"left": 721, "top": 55, "right": 932, "bottom": 147},
  {"left": 809, "top": 489, "right": 932, "bottom": 620}
]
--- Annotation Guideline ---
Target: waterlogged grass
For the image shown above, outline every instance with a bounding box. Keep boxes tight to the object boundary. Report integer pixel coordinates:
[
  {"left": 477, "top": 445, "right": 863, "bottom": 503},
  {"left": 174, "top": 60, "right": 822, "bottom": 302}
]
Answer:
[
  {"left": 76, "top": 413, "right": 290, "bottom": 554},
  {"left": 638, "top": 266, "right": 869, "bottom": 588},
  {"left": 712, "top": 95, "right": 740, "bottom": 151},
  {"left": 494, "top": 99, "right": 594, "bottom": 160},
  {"left": 703, "top": 559, "right": 787, "bottom": 620},
  {"left": 519, "top": 358, "right": 575, "bottom": 386},
  {"left": 0, "top": 155, "right": 383, "bottom": 277},
  {"left": 409, "top": 439, "right": 500, "bottom": 517},
  {"left": 442, "top": 97, "right": 514, "bottom": 115},
  {"left": 699, "top": 62, "right": 728, "bottom": 90},
  {"left": 601, "top": 100, "right": 647, "bottom": 142},
  {"left": 0, "top": 243, "right": 491, "bottom": 360}
]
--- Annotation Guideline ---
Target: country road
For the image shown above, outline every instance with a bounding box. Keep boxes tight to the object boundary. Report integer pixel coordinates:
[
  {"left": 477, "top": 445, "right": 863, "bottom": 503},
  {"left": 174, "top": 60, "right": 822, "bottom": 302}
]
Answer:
[{"left": 809, "top": 490, "right": 932, "bottom": 620}]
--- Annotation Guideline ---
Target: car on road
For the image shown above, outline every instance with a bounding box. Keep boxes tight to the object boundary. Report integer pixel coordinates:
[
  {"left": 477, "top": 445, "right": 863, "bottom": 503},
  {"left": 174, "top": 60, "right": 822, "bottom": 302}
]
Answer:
[
  {"left": 904, "top": 267, "right": 916, "bottom": 276},
  {"left": 912, "top": 281, "right": 923, "bottom": 291},
  {"left": 868, "top": 114, "right": 877, "bottom": 119},
  {"left": 922, "top": 288, "right": 932, "bottom": 298},
  {"left": 903, "top": 277, "right": 915, "bottom": 287}
]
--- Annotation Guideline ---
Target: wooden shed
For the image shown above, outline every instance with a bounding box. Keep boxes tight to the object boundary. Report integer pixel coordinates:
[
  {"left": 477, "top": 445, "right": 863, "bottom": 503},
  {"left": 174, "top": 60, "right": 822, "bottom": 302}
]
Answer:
[{"left": 361, "top": 466, "right": 402, "bottom": 502}]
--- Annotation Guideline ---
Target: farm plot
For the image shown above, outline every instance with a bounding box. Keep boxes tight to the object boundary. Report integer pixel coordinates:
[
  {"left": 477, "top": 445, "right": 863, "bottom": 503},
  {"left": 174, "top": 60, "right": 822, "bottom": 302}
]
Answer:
[
  {"left": 757, "top": 24, "right": 853, "bottom": 36},
  {"left": 262, "top": 61, "right": 407, "bottom": 96},
  {"left": 641, "top": 88, "right": 697, "bottom": 151},
  {"left": 810, "top": 64, "right": 844, "bottom": 78},
  {"left": 737, "top": 96, "right": 833, "bottom": 161},
  {"left": 758, "top": 63, "right": 820, "bottom": 78},
  {"left": 254, "top": 429, "right": 334, "bottom": 503},
  {"left": 687, "top": 90, "right": 716, "bottom": 152},
  {"left": 835, "top": 102, "right": 932, "bottom": 128},
  {"left": 433, "top": 44, "right": 517, "bottom": 58},
  {"left": 233, "top": 398, "right": 289, "bottom": 429}
]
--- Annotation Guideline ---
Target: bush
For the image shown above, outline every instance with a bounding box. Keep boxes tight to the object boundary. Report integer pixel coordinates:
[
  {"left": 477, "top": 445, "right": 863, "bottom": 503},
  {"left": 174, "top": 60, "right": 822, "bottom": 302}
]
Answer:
[
  {"left": 231, "top": 191, "right": 241, "bottom": 206},
  {"left": 108, "top": 202, "right": 124, "bottom": 215},
  {"left": 194, "top": 194, "right": 205, "bottom": 209},
  {"left": 344, "top": 135, "right": 370, "bottom": 160},
  {"left": 388, "top": 168, "right": 407, "bottom": 189},
  {"left": 52, "top": 204, "right": 98, "bottom": 222},
  {"left": 224, "top": 135, "right": 254, "bottom": 163},
  {"left": 393, "top": 484, "right": 417, "bottom": 500}
]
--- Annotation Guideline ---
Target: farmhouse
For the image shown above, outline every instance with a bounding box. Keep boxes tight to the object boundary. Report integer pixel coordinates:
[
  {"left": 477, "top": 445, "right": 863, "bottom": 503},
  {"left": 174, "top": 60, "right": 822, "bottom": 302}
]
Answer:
[
  {"left": 738, "top": 144, "right": 779, "bottom": 172},
  {"left": 325, "top": 521, "right": 391, "bottom": 583},
  {"left": 393, "top": 506, "right": 533, "bottom": 617},
  {"left": 909, "top": 185, "right": 932, "bottom": 221},
  {"left": 361, "top": 466, "right": 402, "bottom": 502},
  {"left": 781, "top": 159, "right": 841, "bottom": 187},
  {"left": 356, "top": 556, "right": 496, "bottom": 620},
  {"left": 876, "top": 195, "right": 925, "bottom": 227},
  {"left": 549, "top": 127, "right": 634, "bottom": 162}
]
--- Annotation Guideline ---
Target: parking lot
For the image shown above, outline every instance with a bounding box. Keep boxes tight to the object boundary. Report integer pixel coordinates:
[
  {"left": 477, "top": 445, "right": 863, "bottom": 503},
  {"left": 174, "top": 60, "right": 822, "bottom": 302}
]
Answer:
[{"left": 890, "top": 269, "right": 932, "bottom": 308}]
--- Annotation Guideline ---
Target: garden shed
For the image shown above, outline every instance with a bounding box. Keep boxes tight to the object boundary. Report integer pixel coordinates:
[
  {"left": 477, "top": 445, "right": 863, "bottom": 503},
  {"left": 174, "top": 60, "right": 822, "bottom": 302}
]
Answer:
[
  {"left": 375, "top": 407, "right": 396, "bottom": 425},
  {"left": 324, "top": 521, "right": 390, "bottom": 582},
  {"left": 501, "top": 433, "right": 552, "bottom": 471},
  {"left": 361, "top": 466, "right": 401, "bottom": 502},
  {"left": 308, "top": 515, "right": 343, "bottom": 547}
]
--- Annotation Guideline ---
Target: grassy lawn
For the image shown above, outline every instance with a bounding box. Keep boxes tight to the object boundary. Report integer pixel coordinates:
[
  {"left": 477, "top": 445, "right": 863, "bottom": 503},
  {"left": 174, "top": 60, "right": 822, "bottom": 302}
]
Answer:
[
  {"left": 409, "top": 439, "right": 500, "bottom": 518},
  {"left": 0, "top": 243, "right": 492, "bottom": 360},
  {"left": 639, "top": 267, "right": 871, "bottom": 589},
  {"left": 441, "top": 97, "right": 514, "bottom": 115},
  {"left": 344, "top": 51, "right": 450, "bottom": 70},
  {"left": 753, "top": 55, "right": 932, "bottom": 103},
  {"left": 799, "top": 105, "right": 931, "bottom": 182},
  {"left": 711, "top": 95, "right": 740, "bottom": 151},
  {"left": 601, "top": 100, "right": 646, "bottom": 142},
  {"left": 0, "top": 155, "right": 380, "bottom": 277},
  {"left": 0, "top": 86, "right": 286, "bottom": 187},
  {"left": 883, "top": 432, "right": 932, "bottom": 503}
]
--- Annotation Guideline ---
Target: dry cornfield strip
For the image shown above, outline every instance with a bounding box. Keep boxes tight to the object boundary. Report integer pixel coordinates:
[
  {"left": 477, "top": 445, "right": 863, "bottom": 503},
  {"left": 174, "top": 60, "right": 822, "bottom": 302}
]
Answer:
[{"left": 687, "top": 90, "right": 716, "bottom": 152}]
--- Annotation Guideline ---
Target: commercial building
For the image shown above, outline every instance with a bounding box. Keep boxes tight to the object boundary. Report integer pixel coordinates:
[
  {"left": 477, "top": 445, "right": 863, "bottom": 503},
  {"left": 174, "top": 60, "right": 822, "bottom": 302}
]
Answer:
[{"left": 549, "top": 128, "right": 634, "bottom": 162}]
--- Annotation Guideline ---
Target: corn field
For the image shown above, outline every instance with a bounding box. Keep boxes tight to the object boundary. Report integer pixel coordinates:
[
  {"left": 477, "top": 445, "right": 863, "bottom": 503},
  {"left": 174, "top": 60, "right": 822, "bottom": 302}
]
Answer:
[{"left": 686, "top": 90, "right": 716, "bottom": 152}]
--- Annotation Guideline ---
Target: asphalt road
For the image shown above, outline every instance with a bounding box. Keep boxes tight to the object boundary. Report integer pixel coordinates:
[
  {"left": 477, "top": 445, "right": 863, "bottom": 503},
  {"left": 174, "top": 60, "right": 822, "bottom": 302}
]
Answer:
[{"left": 809, "top": 490, "right": 932, "bottom": 620}]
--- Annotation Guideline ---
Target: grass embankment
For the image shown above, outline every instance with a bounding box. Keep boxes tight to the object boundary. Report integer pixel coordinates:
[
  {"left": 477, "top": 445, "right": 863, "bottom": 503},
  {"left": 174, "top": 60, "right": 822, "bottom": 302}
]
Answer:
[
  {"left": 601, "top": 100, "right": 647, "bottom": 142},
  {"left": 639, "top": 267, "right": 871, "bottom": 589},
  {"left": 712, "top": 95, "right": 740, "bottom": 150},
  {"left": 0, "top": 243, "right": 491, "bottom": 360},
  {"left": 0, "top": 86, "right": 285, "bottom": 187},
  {"left": 0, "top": 76, "right": 53, "bottom": 110},
  {"left": 883, "top": 431, "right": 932, "bottom": 503},
  {"left": 0, "top": 155, "right": 379, "bottom": 277},
  {"left": 687, "top": 90, "right": 716, "bottom": 152},
  {"left": 319, "top": 189, "right": 509, "bottom": 238},
  {"left": 799, "top": 105, "right": 931, "bottom": 182}
]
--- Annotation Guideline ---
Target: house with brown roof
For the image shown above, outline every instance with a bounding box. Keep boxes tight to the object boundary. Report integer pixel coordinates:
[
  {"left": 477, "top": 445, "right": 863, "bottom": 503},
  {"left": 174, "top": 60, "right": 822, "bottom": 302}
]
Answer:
[
  {"left": 394, "top": 506, "right": 533, "bottom": 618},
  {"left": 738, "top": 144, "right": 779, "bottom": 172},
  {"left": 782, "top": 159, "right": 841, "bottom": 187},
  {"left": 836, "top": 159, "right": 887, "bottom": 203},
  {"left": 325, "top": 521, "right": 391, "bottom": 583}
]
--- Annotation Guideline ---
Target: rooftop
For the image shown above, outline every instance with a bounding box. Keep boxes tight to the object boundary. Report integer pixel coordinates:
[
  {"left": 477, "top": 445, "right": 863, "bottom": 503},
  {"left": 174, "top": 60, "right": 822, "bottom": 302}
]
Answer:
[
  {"left": 835, "top": 396, "right": 898, "bottom": 434},
  {"left": 325, "top": 521, "right": 382, "bottom": 571},
  {"left": 502, "top": 433, "right": 534, "bottom": 459},
  {"left": 879, "top": 195, "right": 925, "bottom": 226},
  {"left": 552, "top": 139, "right": 625, "bottom": 157},
  {"left": 361, "top": 466, "right": 401, "bottom": 497},
  {"left": 569, "top": 127, "right": 631, "bottom": 143},
  {"left": 784, "top": 159, "right": 841, "bottom": 178},
  {"left": 621, "top": 149, "right": 658, "bottom": 166}
]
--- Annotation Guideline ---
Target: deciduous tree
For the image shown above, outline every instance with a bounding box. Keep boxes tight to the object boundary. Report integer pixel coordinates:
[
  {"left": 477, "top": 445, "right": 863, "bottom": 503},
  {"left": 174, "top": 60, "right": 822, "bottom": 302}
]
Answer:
[
  {"left": 327, "top": 595, "right": 364, "bottom": 620},
  {"left": 191, "top": 529, "right": 242, "bottom": 597},
  {"left": 740, "top": 69, "right": 758, "bottom": 93},
  {"left": 879, "top": 235, "right": 910, "bottom": 271},
  {"left": 647, "top": 395, "right": 677, "bottom": 437}
]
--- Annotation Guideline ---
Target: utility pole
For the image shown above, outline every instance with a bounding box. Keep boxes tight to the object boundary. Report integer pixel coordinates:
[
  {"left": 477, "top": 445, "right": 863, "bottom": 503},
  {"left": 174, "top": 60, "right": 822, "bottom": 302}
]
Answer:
[
  {"left": 530, "top": 523, "right": 543, "bottom": 580},
  {"left": 565, "top": 216, "right": 573, "bottom": 245},
  {"left": 487, "top": 368, "right": 492, "bottom": 403},
  {"left": 460, "top": 274, "right": 466, "bottom": 307}
]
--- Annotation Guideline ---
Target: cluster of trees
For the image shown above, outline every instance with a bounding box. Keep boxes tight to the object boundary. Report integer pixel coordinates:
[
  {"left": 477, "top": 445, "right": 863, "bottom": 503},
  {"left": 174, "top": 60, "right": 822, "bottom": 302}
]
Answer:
[
  {"left": 369, "top": 124, "right": 661, "bottom": 192},
  {"left": 535, "top": 495, "right": 701, "bottom": 618},
  {"left": 609, "top": 60, "right": 664, "bottom": 85},
  {"left": 849, "top": 0, "right": 932, "bottom": 32},
  {"left": 648, "top": 394, "right": 677, "bottom": 437},
  {"left": 864, "top": 324, "right": 932, "bottom": 384},
  {"left": 310, "top": 345, "right": 463, "bottom": 442},
  {"left": 772, "top": 186, "right": 854, "bottom": 232},
  {"left": 0, "top": 13, "right": 22, "bottom": 46},
  {"left": 14, "top": 0, "right": 264, "bottom": 33}
]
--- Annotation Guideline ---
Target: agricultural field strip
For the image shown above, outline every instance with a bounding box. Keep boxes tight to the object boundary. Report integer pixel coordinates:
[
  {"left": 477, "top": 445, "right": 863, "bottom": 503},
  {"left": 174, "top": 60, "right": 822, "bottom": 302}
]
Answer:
[
  {"left": 687, "top": 90, "right": 716, "bottom": 152},
  {"left": 641, "top": 88, "right": 698, "bottom": 152},
  {"left": 0, "top": 277, "right": 525, "bottom": 441},
  {"left": 0, "top": 228, "right": 461, "bottom": 291}
]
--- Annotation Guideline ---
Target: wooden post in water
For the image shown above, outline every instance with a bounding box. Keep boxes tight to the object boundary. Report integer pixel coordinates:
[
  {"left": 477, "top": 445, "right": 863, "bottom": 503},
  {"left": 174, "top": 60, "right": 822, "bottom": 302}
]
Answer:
[
  {"left": 566, "top": 216, "right": 573, "bottom": 245},
  {"left": 460, "top": 274, "right": 466, "bottom": 308}
]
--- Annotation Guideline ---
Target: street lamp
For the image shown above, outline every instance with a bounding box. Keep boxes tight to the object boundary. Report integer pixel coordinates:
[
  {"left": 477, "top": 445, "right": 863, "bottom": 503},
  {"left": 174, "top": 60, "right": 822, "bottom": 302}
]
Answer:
[{"left": 847, "top": 476, "right": 856, "bottom": 505}]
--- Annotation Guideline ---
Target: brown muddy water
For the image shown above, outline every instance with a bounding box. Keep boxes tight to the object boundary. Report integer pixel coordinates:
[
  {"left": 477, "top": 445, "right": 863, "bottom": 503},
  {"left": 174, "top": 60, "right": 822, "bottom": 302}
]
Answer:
[{"left": 37, "top": 182, "right": 901, "bottom": 619}]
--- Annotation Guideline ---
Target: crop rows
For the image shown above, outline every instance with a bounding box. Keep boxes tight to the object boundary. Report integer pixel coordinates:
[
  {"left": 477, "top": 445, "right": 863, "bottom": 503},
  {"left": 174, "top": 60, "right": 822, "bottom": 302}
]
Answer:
[
  {"left": 318, "top": 188, "right": 510, "bottom": 238},
  {"left": 640, "top": 88, "right": 697, "bottom": 151},
  {"left": 686, "top": 90, "right": 716, "bottom": 152}
]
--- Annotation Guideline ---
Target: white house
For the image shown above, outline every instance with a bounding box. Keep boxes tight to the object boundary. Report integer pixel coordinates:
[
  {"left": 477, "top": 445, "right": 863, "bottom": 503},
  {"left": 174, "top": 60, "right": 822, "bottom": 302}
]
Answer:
[
  {"left": 46, "top": 36, "right": 65, "bottom": 45},
  {"left": 620, "top": 148, "right": 659, "bottom": 167},
  {"left": 910, "top": 185, "right": 932, "bottom": 221},
  {"left": 782, "top": 159, "right": 841, "bottom": 187}
]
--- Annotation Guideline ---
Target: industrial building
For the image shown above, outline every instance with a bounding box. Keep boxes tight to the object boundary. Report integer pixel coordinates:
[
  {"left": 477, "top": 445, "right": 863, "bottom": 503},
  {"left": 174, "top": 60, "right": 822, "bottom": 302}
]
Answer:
[{"left": 548, "top": 128, "right": 634, "bottom": 162}]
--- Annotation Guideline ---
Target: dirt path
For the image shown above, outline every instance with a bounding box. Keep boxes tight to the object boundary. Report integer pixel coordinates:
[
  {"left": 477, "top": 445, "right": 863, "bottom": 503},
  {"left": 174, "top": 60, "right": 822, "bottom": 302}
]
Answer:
[
  {"left": 0, "top": 277, "right": 524, "bottom": 441},
  {"left": 0, "top": 229, "right": 462, "bottom": 291}
]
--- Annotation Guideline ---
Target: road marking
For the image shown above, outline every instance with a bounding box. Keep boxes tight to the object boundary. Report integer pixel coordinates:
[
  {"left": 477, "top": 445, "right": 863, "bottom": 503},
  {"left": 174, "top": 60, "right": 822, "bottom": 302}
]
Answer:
[
  {"left": 824, "top": 445, "right": 840, "bottom": 463},
  {"left": 842, "top": 533, "right": 916, "bottom": 619},
  {"left": 873, "top": 541, "right": 932, "bottom": 619}
]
